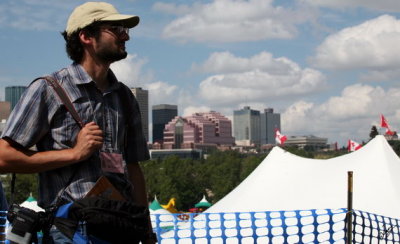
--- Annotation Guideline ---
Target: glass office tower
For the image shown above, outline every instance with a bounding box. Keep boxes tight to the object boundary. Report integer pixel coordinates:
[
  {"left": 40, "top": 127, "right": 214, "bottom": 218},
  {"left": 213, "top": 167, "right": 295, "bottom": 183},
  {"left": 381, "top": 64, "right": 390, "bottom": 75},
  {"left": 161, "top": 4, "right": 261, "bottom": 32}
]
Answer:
[
  {"left": 5, "top": 86, "right": 27, "bottom": 111},
  {"left": 152, "top": 104, "right": 177, "bottom": 143}
]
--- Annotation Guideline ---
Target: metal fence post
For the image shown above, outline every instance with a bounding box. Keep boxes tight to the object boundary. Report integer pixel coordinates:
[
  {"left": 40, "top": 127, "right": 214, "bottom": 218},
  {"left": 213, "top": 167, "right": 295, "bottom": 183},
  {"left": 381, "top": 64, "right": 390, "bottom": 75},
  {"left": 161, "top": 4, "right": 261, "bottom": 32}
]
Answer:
[{"left": 346, "top": 171, "right": 353, "bottom": 244}]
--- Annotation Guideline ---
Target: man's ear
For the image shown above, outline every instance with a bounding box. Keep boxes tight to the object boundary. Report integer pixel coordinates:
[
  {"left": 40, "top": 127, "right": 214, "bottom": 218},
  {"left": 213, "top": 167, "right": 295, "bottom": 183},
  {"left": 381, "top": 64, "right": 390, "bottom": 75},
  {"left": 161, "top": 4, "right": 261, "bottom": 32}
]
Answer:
[{"left": 79, "top": 30, "right": 93, "bottom": 45}]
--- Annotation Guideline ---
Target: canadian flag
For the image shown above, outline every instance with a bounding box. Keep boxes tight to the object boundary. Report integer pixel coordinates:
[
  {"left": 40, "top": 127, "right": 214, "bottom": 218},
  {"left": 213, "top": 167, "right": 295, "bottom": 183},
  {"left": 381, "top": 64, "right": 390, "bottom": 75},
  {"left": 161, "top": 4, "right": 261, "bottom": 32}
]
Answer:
[
  {"left": 380, "top": 114, "right": 395, "bottom": 135},
  {"left": 347, "top": 139, "right": 362, "bottom": 152},
  {"left": 275, "top": 129, "right": 287, "bottom": 145}
]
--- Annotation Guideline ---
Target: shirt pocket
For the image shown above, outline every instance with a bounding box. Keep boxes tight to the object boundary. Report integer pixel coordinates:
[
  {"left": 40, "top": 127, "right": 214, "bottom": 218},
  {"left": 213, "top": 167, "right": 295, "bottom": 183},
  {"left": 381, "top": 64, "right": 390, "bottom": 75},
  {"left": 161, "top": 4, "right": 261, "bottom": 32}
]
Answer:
[{"left": 50, "top": 98, "right": 92, "bottom": 149}]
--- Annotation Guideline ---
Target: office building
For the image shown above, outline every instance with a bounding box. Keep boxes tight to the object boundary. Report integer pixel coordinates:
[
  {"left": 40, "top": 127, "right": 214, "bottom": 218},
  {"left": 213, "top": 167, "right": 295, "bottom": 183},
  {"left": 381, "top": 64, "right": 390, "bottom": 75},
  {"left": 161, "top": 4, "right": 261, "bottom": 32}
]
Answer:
[
  {"left": 233, "top": 106, "right": 261, "bottom": 146},
  {"left": 5, "top": 86, "right": 27, "bottom": 110},
  {"left": 163, "top": 111, "right": 235, "bottom": 149},
  {"left": 234, "top": 106, "right": 282, "bottom": 146},
  {"left": 285, "top": 135, "right": 328, "bottom": 150},
  {"left": 152, "top": 104, "right": 177, "bottom": 143},
  {"left": 131, "top": 87, "right": 149, "bottom": 141},
  {"left": 261, "top": 108, "right": 281, "bottom": 145}
]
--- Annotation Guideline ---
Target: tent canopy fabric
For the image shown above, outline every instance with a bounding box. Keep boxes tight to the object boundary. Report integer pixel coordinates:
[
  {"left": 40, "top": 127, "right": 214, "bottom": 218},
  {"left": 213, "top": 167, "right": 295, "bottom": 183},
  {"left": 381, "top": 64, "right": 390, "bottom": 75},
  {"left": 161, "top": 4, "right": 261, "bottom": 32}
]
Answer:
[{"left": 206, "top": 135, "right": 400, "bottom": 219}]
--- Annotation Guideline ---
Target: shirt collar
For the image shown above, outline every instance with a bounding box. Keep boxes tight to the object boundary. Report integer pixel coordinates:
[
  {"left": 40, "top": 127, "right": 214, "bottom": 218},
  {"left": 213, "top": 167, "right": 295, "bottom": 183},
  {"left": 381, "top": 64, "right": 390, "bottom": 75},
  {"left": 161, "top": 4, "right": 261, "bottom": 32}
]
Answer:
[{"left": 68, "top": 63, "right": 122, "bottom": 92}]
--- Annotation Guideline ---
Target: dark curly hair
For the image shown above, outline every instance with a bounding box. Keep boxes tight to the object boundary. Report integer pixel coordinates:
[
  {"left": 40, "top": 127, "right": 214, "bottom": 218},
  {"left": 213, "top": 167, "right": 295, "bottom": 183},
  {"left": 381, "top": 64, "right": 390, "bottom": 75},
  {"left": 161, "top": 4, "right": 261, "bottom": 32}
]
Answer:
[{"left": 61, "top": 22, "right": 103, "bottom": 63}]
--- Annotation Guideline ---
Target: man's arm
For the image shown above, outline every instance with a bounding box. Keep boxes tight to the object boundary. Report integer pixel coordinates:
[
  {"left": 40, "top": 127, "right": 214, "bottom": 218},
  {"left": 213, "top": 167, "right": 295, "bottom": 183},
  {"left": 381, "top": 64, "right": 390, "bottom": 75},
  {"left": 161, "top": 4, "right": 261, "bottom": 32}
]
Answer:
[
  {"left": 0, "top": 122, "right": 103, "bottom": 174},
  {"left": 127, "top": 162, "right": 156, "bottom": 244}
]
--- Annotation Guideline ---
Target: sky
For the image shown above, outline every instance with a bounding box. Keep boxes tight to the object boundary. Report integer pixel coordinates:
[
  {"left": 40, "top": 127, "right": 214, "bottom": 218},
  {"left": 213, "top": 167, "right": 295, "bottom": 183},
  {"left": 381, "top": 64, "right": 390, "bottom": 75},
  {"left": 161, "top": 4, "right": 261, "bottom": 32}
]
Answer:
[{"left": 1, "top": 0, "right": 400, "bottom": 146}]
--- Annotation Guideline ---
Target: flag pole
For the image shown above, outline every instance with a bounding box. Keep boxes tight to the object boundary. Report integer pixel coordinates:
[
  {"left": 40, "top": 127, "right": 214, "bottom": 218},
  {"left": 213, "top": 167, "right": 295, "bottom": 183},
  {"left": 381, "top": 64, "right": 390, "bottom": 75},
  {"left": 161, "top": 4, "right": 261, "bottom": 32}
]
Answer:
[{"left": 346, "top": 171, "right": 353, "bottom": 244}]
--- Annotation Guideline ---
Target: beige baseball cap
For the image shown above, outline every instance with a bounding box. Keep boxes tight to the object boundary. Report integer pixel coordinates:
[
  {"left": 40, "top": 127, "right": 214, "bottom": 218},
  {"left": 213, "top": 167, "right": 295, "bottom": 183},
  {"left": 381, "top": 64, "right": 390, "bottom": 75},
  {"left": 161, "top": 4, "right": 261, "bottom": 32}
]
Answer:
[{"left": 66, "top": 2, "right": 140, "bottom": 36}]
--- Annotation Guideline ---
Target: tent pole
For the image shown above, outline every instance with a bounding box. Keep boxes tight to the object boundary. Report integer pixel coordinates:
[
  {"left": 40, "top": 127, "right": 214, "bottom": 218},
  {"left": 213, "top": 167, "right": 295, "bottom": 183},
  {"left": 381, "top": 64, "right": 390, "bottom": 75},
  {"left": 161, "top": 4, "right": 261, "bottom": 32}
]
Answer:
[{"left": 346, "top": 171, "right": 353, "bottom": 244}]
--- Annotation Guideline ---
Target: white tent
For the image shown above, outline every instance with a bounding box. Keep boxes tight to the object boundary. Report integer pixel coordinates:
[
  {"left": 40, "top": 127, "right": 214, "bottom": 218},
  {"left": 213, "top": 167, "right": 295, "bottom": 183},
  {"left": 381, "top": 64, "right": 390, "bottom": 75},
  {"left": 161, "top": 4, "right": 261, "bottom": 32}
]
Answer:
[
  {"left": 20, "top": 194, "right": 44, "bottom": 212},
  {"left": 206, "top": 135, "right": 400, "bottom": 219}
]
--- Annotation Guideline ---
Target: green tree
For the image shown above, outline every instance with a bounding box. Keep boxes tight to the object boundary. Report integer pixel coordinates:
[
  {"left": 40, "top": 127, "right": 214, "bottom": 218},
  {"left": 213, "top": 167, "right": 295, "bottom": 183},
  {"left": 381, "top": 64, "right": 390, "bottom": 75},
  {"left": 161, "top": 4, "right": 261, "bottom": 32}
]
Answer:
[
  {"left": 141, "top": 156, "right": 204, "bottom": 211},
  {"left": 388, "top": 140, "right": 400, "bottom": 157},
  {"left": 369, "top": 125, "right": 379, "bottom": 140},
  {"left": 3, "top": 173, "right": 38, "bottom": 204},
  {"left": 202, "top": 151, "right": 243, "bottom": 203},
  {"left": 284, "top": 146, "right": 314, "bottom": 158}
]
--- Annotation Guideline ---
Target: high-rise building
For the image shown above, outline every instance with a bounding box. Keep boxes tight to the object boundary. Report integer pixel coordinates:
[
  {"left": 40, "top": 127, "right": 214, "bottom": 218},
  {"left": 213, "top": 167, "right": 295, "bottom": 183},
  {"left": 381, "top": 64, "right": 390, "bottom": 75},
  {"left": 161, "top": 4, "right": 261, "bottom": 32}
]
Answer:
[
  {"left": 234, "top": 106, "right": 281, "bottom": 146},
  {"left": 233, "top": 106, "right": 261, "bottom": 146},
  {"left": 163, "top": 111, "right": 235, "bottom": 149},
  {"left": 152, "top": 104, "right": 177, "bottom": 143},
  {"left": 131, "top": 88, "right": 149, "bottom": 141},
  {"left": 261, "top": 108, "right": 281, "bottom": 145},
  {"left": 5, "top": 86, "right": 27, "bottom": 110}
]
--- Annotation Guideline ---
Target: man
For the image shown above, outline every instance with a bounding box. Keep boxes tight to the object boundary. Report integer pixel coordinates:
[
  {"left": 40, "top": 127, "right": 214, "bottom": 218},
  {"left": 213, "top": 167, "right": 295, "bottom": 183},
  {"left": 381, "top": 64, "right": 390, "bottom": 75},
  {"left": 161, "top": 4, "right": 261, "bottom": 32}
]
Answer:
[{"left": 0, "top": 2, "right": 155, "bottom": 243}]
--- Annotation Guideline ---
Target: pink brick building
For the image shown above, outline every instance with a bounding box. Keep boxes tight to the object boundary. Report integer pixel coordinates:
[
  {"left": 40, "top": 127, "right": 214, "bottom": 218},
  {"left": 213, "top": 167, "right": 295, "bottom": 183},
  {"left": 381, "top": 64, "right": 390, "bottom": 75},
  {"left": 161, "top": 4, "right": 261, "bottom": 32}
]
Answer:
[{"left": 163, "top": 111, "right": 235, "bottom": 149}]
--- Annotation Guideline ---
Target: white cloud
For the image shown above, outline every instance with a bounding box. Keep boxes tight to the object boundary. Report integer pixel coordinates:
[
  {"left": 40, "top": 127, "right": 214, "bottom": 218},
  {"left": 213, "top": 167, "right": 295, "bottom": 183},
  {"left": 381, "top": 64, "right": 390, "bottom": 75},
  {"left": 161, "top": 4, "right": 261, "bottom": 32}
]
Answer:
[
  {"left": 359, "top": 69, "right": 400, "bottom": 82},
  {"left": 183, "top": 106, "right": 212, "bottom": 117},
  {"left": 111, "top": 54, "right": 148, "bottom": 87},
  {"left": 311, "top": 15, "right": 400, "bottom": 73},
  {"left": 303, "top": 0, "right": 400, "bottom": 12},
  {"left": 192, "top": 51, "right": 298, "bottom": 75},
  {"left": 197, "top": 51, "right": 327, "bottom": 106},
  {"left": 160, "top": 0, "right": 311, "bottom": 43},
  {"left": 281, "top": 100, "right": 314, "bottom": 133},
  {"left": 146, "top": 81, "right": 178, "bottom": 106},
  {"left": 282, "top": 84, "right": 400, "bottom": 145},
  {"left": 317, "top": 84, "right": 386, "bottom": 119},
  {"left": 111, "top": 54, "right": 179, "bottom": 107},
  {"left": 0, "top": 0, "right": 77, "bottom": 30}
]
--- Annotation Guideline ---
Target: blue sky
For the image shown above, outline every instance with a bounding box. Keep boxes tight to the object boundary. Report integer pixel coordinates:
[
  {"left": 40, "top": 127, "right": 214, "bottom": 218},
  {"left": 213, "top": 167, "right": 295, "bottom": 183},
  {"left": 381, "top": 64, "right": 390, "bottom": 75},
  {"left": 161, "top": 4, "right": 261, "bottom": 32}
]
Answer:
[{"left": 1, "top": 0, "right": 400, "bottom": 146}]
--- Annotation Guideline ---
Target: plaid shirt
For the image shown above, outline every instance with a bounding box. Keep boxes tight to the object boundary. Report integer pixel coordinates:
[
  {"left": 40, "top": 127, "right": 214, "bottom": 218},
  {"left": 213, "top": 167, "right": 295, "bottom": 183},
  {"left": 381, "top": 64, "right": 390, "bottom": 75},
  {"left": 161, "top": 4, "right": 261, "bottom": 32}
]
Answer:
[{"left": 2, "top": 63, "right": 149, "bottom": 208}]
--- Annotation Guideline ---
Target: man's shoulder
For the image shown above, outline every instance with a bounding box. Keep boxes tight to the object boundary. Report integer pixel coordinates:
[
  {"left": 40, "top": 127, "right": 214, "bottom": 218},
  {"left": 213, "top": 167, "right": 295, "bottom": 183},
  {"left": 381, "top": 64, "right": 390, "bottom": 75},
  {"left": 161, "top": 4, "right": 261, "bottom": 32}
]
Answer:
[
  {"left": 51, "top": 64, "right": 79, "bottom": 83},
  {"left": 50, "top": 63, "right": 91, "bottom": 87},
  {"left": 30, "top": 66, "right": 72, "bottom": 87}
]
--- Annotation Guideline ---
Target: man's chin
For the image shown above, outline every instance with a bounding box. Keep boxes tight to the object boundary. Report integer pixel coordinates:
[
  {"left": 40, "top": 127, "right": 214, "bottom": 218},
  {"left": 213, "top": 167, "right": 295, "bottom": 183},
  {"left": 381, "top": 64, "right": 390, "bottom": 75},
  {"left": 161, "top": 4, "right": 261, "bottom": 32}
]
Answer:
[
  {"left": 114, "top": 53, "right": 128, "bottom": 62},
  {"left": 104, "top": 52, "right": 128, "bottom": 63}
]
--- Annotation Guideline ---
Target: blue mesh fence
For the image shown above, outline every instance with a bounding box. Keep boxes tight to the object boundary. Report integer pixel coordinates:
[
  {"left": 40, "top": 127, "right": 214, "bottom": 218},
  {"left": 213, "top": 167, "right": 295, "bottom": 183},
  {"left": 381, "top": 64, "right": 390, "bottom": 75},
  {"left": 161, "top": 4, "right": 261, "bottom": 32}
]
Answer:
[
  {"left": 1, "top": 209, "right": 400, "bottom": 243},
  {"left": 152, "top": 209, "right": 400, "bottom": 244},
  {"left": 352, "top": 210, "right": 400, "bottom": 243},
  {"left": 152, "top": 209, "right": 348, "bottom": 243},
  {"left": 0, "top": 211, "right": 6, "bottom": 244}
]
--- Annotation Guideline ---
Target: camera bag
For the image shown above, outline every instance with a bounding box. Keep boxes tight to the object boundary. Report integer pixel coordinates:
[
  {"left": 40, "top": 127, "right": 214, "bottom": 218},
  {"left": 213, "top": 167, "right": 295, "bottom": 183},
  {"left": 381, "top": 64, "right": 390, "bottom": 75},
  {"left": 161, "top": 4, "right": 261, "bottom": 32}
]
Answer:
[{"left": 53, "top": 197, "right": 149, "bottom": 243}]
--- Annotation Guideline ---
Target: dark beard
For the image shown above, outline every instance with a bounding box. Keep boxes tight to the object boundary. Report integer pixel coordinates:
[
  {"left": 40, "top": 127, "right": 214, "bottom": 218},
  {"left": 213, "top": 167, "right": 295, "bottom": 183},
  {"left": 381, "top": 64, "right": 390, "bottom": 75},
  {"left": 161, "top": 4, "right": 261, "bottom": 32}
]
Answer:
[{"left": 96, "top": 47, "right": 128, "bottom": 63}]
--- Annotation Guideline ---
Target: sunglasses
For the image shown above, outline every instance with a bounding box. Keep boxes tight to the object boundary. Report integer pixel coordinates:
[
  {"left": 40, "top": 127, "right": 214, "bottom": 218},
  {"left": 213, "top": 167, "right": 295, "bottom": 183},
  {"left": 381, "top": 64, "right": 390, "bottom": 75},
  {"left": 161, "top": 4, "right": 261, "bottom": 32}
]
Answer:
[{"left": 102, "top": 25, "right": 129, "bottom": 36}]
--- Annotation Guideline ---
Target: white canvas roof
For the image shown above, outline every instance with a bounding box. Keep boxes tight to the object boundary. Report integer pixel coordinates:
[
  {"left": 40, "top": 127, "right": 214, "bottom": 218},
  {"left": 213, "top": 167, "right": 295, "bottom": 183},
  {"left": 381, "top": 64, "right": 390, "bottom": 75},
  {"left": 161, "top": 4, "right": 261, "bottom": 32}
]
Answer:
[{"left": 206, "top": 135, "right": 400, "bottom": 219}]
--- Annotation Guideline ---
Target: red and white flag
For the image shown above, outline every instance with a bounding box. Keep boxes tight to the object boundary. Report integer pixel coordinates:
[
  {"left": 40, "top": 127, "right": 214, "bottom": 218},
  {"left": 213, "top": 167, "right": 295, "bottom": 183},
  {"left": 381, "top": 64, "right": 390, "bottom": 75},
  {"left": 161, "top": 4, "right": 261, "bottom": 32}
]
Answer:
[
  {"left": 380, "top": 114, "right": 395, "bottom": 135},
  {"left": 347, "top": 139, "right": 362, "bottom": 152},
  {"left": 275, "top": 129, "right": 287, "bottom": 145}
]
